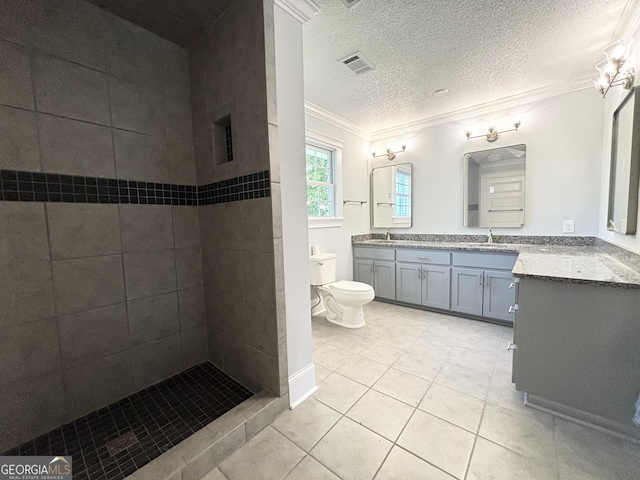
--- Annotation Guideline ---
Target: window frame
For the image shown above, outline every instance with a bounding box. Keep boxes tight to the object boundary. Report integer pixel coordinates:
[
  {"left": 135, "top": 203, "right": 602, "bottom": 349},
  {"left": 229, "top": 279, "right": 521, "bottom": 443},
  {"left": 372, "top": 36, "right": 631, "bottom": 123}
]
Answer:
[
  {"left": 305, "top": 131, "right": 344, "bottom": 229},
  {"left": 393, "top": 166, "right": 411, "bottom": 224}
]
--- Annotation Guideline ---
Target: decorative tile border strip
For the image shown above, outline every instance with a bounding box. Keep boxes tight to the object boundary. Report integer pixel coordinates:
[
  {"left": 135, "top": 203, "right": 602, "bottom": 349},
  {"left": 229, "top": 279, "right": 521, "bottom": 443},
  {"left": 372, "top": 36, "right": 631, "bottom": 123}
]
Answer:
[{"left": 0, "top": 169, "right": 270, "bottom": 206}]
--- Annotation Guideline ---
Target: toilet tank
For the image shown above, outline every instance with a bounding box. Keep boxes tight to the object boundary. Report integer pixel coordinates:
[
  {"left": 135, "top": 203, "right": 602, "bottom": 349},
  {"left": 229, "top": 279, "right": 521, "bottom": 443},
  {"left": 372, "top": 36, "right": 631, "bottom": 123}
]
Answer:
[{"left": 309, "top": 253, "right": 337, "bottom": 286}]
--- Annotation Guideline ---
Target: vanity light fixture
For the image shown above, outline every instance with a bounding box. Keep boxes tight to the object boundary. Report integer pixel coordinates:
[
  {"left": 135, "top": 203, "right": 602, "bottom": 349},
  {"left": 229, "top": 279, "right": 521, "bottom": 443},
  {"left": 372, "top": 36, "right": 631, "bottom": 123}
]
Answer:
[
  {"left": 593, "top": 41, "right": 635, "bottom": 98},
  {"left": 372, "top": 144, "right": 406, "bottom": 160},
  {"left": 464, "top": 117, "right": 522, "bottom": 142}
]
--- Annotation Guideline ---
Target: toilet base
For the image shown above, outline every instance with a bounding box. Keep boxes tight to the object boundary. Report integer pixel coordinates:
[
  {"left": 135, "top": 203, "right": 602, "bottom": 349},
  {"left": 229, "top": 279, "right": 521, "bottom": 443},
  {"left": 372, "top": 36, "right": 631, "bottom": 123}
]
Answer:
[{"left": 325, "top": 305, "right": 366, "bottom": 329}]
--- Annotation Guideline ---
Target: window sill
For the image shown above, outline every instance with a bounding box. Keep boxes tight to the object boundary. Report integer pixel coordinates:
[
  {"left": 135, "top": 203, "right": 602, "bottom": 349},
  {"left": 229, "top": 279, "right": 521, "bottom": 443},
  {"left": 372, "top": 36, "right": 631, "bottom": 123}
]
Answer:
[{"left": 308, "top": 217, "right": 344, "bottom": 229}]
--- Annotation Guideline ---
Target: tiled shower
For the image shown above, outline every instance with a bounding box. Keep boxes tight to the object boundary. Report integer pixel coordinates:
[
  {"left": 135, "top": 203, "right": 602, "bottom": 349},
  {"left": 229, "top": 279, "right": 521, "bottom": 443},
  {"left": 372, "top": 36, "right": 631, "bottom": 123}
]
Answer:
[{"left": 0, "top": 0, "right": 287, "bottom": 475}]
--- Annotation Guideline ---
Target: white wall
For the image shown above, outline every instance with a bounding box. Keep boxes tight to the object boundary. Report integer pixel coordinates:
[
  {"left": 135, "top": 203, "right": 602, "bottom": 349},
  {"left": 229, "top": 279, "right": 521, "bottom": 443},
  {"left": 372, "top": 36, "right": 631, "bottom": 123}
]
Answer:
[
  {"left": 274, "top": 5, "right": 315, "bottom": 406},
  {"left": 598, "top": 29, "right": 640, "bottom": 254},
  {"left": 372, "top": 88, "right": 605, "bottom": 237},
  {"left": 306, "top": 115, "right": 370, "bottom": 281}
]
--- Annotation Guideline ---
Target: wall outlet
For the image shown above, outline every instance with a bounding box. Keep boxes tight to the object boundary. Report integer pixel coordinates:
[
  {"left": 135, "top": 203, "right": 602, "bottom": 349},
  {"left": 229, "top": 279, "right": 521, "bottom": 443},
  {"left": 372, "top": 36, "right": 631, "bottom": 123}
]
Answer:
[{"left": 563, "top": 220, "right": 575, "bottom": 233}]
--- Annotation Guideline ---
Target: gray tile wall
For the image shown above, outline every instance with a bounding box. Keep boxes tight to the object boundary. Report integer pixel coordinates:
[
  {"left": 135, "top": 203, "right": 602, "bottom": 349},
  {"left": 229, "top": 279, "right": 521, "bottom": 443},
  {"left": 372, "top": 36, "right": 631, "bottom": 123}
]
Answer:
[
  {"left": 189, "top": 0, "right": 287, "bottom": 397},
  {"left": 0, "top": 0, "right": 206, "bottom": 452}
]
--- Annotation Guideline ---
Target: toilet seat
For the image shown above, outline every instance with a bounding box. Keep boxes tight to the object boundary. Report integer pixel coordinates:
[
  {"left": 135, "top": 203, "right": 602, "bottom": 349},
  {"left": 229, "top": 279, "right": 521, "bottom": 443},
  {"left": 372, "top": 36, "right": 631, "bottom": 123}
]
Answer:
[{"left": 328, "top": 280, "right": 373, "bottom": 293}]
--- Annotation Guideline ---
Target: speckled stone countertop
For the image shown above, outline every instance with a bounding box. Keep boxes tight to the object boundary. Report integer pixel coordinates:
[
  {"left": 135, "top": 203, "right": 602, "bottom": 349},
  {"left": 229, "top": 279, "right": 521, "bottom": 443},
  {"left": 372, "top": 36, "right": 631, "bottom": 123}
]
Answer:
[{"left": 352, "top": 235, "right": 640, "bottom": 288}]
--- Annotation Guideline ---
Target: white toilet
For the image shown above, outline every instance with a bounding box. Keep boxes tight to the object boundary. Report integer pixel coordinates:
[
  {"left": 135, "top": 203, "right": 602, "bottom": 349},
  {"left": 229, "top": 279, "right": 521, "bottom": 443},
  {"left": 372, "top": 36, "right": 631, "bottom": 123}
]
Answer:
[{"left": 309, "top": 250, "right": 375, "bottom": 329}]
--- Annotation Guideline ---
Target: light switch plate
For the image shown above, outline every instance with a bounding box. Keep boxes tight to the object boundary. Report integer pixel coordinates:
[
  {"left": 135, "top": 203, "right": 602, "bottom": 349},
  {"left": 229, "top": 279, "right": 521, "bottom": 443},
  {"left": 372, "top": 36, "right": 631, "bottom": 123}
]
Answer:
[{"left": 563, "top": 220, "right": 575, "bottom": 233}]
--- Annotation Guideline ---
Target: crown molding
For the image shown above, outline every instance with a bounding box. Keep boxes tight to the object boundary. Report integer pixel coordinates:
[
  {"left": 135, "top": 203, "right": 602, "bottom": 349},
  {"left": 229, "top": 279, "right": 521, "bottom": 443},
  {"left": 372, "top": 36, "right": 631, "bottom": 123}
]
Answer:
[
  {"left": 304, "top": 101, "right": 371, "bottom": 140},
  {"left": 370, "top": 78, "right": 593, "bottom": 140},
  {"left": 274, "top": 0, "right": 319, "bottom": 24}
]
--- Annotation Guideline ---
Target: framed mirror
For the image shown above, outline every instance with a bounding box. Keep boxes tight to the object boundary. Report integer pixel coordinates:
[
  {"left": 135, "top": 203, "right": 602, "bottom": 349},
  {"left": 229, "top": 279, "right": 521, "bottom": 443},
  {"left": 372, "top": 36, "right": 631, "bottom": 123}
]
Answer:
[
  {"left": 607, "top": 86, "right": 640, "bottom": 235},
  {"left": 464, "top": 144, "right": 526, "bottom": 228},
  {"left": 371, "top": 163, "right": 412, "bottom": 228}
]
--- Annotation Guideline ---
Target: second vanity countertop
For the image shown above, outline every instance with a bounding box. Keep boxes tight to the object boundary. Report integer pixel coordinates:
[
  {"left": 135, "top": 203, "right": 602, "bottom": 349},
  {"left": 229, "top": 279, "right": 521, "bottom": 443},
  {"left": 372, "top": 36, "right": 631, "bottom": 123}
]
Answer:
[{"left": 353, "top": 238, "right": 640, "bottom": 288}]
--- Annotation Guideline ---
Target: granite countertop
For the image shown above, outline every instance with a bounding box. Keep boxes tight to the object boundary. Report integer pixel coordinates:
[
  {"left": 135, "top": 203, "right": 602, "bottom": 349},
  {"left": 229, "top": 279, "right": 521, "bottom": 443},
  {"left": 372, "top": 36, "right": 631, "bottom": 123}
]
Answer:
[{"left": 352, "top": 237, "right": 640, "bottom": 288}]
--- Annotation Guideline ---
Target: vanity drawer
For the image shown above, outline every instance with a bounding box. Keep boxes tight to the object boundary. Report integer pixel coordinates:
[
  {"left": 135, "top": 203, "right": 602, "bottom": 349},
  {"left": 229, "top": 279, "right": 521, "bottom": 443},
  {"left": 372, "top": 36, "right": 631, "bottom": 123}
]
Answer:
[
  {"left": 396, "top": 249, "right": 450, "bottom": 265},
  {"left": 354, "top": 247, "right": 395, "bottom": 261},
  {"left": 452, "top": 251, "right": 516, "bottom": 270}
]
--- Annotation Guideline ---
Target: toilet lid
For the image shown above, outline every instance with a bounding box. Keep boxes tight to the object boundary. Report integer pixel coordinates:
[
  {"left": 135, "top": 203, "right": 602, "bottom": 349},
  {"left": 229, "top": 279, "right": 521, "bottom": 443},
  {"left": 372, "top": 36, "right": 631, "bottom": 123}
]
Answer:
[{"left": 329, "top": 280, "right": 373, "bottom": 293}]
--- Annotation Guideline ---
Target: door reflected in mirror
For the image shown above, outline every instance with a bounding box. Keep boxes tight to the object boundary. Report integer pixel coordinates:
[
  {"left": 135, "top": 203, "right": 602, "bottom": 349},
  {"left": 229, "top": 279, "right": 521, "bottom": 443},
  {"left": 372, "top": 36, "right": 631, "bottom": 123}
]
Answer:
[
  {"left": 464, "top": 144, "right": 526, "bottom": 228},
  {"left": 371, "top": 163, "right": 412, "bottom": 228}
]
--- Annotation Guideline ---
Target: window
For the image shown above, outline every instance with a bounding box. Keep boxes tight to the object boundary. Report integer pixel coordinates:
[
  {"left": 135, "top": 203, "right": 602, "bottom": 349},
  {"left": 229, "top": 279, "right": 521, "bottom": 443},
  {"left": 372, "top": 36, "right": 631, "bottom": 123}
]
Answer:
[
  {"left": 394, "top": 167, "right": 411, "bottom": 221},
  {"left": 306, "top": 134, "right": 343, "bottom": 228}
]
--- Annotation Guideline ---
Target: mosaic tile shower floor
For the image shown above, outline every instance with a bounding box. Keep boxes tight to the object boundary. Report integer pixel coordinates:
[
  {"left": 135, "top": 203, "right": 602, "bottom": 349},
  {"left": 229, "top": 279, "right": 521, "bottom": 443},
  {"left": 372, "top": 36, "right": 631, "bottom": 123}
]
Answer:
[{"left": 4, "top": 362, "right": 253, "bottom": 480}]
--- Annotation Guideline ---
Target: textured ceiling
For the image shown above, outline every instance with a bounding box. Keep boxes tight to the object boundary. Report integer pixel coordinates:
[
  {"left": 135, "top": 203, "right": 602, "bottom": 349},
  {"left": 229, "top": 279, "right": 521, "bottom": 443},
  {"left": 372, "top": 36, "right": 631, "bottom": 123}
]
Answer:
[
  {"left": 303, "top": 0, "right": 630, "bottom": 133},
  {"left": 84, "top": 0, "right": 233, "bottom": 46}
]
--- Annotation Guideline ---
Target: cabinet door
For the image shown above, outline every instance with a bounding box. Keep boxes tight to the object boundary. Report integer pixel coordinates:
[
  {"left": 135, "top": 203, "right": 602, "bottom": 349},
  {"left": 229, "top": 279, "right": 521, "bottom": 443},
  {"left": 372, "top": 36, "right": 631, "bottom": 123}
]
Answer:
[
  {"left": 396, "top": 263, "right": 421, "bottom": 304},
  {"left": 374, "top": 261, "right": 396, "bottom": 300},
  {"left": 422, "top": 265, "right": 451, "bottom": 310},
  {"left": 354, "top": 259, "right": 374, "bottom": 287},
  {"left": 451, "top": 267, "right": 483, "bottom": 316},
  {"left": 483, "top": 270, "right": 516, "bottom": 322}
]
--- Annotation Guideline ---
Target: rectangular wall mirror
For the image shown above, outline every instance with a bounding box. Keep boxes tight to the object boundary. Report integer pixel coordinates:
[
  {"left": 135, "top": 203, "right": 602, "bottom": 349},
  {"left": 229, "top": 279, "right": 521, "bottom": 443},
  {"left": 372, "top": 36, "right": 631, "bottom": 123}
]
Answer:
[
  {"left": 464, "top": 144, "right": 526, "bottom": 228},
  {"left": 371, "top": 163, "right": 412, "bottom": 228},
  {"left": 608, "top": 86, "right": 640, "bottom": 235}
]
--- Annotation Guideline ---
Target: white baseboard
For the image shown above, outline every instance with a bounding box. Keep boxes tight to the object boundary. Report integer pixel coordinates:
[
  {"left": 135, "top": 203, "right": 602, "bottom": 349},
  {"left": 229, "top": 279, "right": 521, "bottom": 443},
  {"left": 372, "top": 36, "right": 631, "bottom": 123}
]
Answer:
[{"left": 288, "top": 363, "right": 318, "bottom": 409}]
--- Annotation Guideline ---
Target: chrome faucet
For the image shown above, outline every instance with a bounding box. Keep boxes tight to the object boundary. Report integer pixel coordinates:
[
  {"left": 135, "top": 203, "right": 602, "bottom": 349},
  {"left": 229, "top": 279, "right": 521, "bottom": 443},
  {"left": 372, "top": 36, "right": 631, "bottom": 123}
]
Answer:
[
  {"left": 385, "top": 228, "right": 391, "bottom": 241},
  {"left": 487, "top": 227, "right": 494, "bottom": 245}
]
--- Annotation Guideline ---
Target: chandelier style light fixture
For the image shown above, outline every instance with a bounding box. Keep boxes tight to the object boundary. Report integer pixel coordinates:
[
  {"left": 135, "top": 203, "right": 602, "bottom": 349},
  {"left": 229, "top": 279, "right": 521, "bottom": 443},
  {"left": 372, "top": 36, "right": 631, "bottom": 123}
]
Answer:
[{"left": 594, "top": 41, "right": 635, "bottom": 98}]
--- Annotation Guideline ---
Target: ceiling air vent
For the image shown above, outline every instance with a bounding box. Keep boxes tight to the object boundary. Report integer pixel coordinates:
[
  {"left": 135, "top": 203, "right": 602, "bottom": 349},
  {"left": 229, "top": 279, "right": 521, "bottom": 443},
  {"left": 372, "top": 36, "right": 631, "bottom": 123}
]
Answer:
[
  {"left": 340, "top": 51, "right": 375, "bottom": 75},
  {"left": 339, "top": 0, "right": 364, "bottom": 8}
]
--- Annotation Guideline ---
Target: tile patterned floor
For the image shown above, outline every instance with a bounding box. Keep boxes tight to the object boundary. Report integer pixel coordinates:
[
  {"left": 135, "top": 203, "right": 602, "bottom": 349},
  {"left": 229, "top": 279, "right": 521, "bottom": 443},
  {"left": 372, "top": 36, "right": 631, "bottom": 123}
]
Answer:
[
  {"left": 206, "top": 301, "right": 640, "bottom": 480},
  {"left": 4, "top": 362, "right": 253, "bottom": 480}
]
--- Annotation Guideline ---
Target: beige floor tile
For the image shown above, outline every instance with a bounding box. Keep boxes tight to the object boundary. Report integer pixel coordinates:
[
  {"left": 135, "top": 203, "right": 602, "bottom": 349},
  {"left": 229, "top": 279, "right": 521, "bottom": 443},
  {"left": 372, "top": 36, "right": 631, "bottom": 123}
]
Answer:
[
  {"left": 467, "top": 437, "right": 557, "bottom": 480},
  {"left": 272, "top": 397, "right": 341, "bottom": 452},
  {"left": 313, "top": 343, "right": 354, "bottom": 371},
  {"left": 218, "top": 426, "right": 305, "bottom": 480},
  {"left": 478, "top": 403, "right": 556, "bottom": 462},
  {"left": 336, "top": 355, "right": 389, "bottom": 387},
  {"left": 446, "top": 347, "right": 496, "bottom": 376},
  {"left": 352, "top": 323, "right": 386, "bottom": 340},
  {"left": 419, "top": 383, "right": 485, "bottom": 433},
  {"left": 314, "top": 372, "right": 367, "bottom": 413},
  {"left": 407, "top": 337, "right": 452, "bottom": 360},
  {"left": 397, "top": 410, "right": 475, "bottom": 479},
  {"left": 358, "top": 341, "right": 404, "bottom": 366},
  {"left": 321, "top": 329, "right": 370, "bottom": 354},
  {"left": 378, "top": 332, "right": 418, "bottom": 350},
  {"left": 434, "top": 363, "right": 492, "bottom": 400},
  {"left": 315, "top": 364, "right": 332, "bottom": 384},
  {"left": 555, "top": 418, "right": 640, "bottom": 480},
  {"left": 375, "top": 446, "right": 456, "bottom": 480},
  {"left": 486, "top": 375, "right": 525, "bottom": 413},
  {"left": 199, "top": 468, "right": 227, "bottom": 480},
  {"left": 346, "top": 389, "right": 414, "bottom": 442},
  {"left": 373, "top": 368, "right": 431, "bottom": 407},
  {"left": 311, "top": 417, "right": 392, "bottom": 480},
  {"left": 285, "top": 456, "right": 339, "bottom": 480},
  {"left": 392, "top": 351, "right": 443, "bottom": 381}
]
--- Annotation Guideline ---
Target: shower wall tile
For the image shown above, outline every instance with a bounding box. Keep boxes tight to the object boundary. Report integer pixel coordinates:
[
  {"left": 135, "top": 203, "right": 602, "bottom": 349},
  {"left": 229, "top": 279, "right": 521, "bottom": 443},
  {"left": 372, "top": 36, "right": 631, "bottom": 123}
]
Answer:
[
  {"left": 0, "top": 202, "right": 49, "bottom": 262},
  {"left": 235, "top": 111, "right": 270, "bottom": 176},
  {"left": 0, "top": 372, "right": 67, "bottom": 453},
  {"left": 131, "top": 333, "right": 182, "bottom": 391},
  {"left": 243, "top": 300, "right": 278, "bottom": 358},
  {"left": 162, "top": 39, "right": 191, "bottom": 100},
  {"left": 52, "top": 254, "right": 125, "bottom": 314},
  {"left": 109, "top": 76, "right": 166, "bottom": 136},
  {"left": 168, "top": 141, "right": 197, "bottom": 185},
  {"left": 237, "top": 197, "right": 274, "bottom": 253},
  {"left": 123, "top": 249, "right": 177, "bottom": 300},
  {"left": 128, "top": 292, "right": 180, "bottom": 346},
  {"left": 113, "top": 129, "right": 170, "bottom": 183},
  {"left": 181, "top": 325, "right": 209, "bottom": 369},
  {"left": 119, "top": 204, "right": 174, "bottom": 252},
  {"left": 0, "top": 106, "right": 40, "bottom": 171},
  {"left": 63, "top": 350, "right": 133, "bottom": 420},
  {"left": 178, "top": 286, "right": 206, "bottom": 330},
  {"left": 242, "top": 250, "right": 276, "bottom": 307},
  {"left": 0, "top": 260, "right": 56, "bottom": 327},
  {"left": 217, "top": 291, "right": 245, "bottom": 346},
  {"left": 47, "top": 203, "right": 121, "bottom": 259},
  {"left": 166, "top": 95, "right": 194, "bottom": 143},
  {"left": 38, "top": 113, "right": 115, "bottom": 178},
  {"left": 176, "top": 246, "right": 204, "bottom": 289},
  {"left": 0, "top": 39, "right": 33, "bottom": 109},
  {"left": 58, "top": 303, "right": 129, "bottom": 369},
  {"left": 31, "top": 53, "right": 110, "bottom": 125},
  {"left": 0, "top": 318, "right": 61, "bottom": 389},
  {"left": 246, "top": 346, "right": 278, "bottom": 394},
  {"left": 172, "top": 205, "right": 201, "bottom": 248},
  {"left": 205, "top": 247, "right": 243, "bottom": 295}
]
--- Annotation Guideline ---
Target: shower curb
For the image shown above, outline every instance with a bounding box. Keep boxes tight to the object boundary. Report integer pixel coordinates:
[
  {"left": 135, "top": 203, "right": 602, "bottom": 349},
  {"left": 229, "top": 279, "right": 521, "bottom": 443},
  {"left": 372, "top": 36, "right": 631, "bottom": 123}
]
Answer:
[{"left": 125, "top": 390, "right": 289, "bottom": 480}]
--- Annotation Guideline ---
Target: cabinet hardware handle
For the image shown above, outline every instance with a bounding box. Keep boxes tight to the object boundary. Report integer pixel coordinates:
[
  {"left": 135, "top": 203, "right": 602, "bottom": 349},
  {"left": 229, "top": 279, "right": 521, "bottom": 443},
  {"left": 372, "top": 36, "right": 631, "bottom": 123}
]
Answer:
[
  {"left": 418, "top": 269, "right": 421, "bottom": 278},
  {"left": 486, "top": 276, "right": 490, "bottom": 287},
  {"left": 508, "top": 305, "right": 519, "bottom": 313},
  {"left": 479, "top": 276, "right": 483, "bottom": 286},
  {"left": 318, "top": 262, "right": 324, "bottom": 266},
  {"left": 488, "top": 208, "right": 524, "bottom": 212},
  {"left": 416, "top": 256, "right": 430, "bottom": 260},
  {"left": 509, "top": 282, "right": 516, "bottom": 289},
  {"left": 507, "top": 341, "right": 517, "bottom": 351}
]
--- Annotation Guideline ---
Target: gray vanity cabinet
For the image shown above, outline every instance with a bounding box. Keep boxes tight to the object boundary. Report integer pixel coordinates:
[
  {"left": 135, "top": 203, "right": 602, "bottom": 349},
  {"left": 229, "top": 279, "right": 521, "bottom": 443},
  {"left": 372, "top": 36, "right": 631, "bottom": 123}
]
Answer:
[
  {"left": 483, "top": 270, "right": 517, "bottom": 322},
  {"left": 353, "top": 247, "right": 396, "bottom": 300},
  {"left": 396, "top": 249, "right": 451, "bottom": 309},
  {"left": 355, "top": 259, "right": 375, "bottom": 288},
  {"left": 373, "top": 261, "right": 396, "bottom": 299},
  {"left": 421, "top": 265, "right": 451, "bottom": 309},
  {"left": 396, "top": 263, "right": 422, "bottom": 304},
  {"left": 451, "top": 268, "right": 484, "bottom": 316}
]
